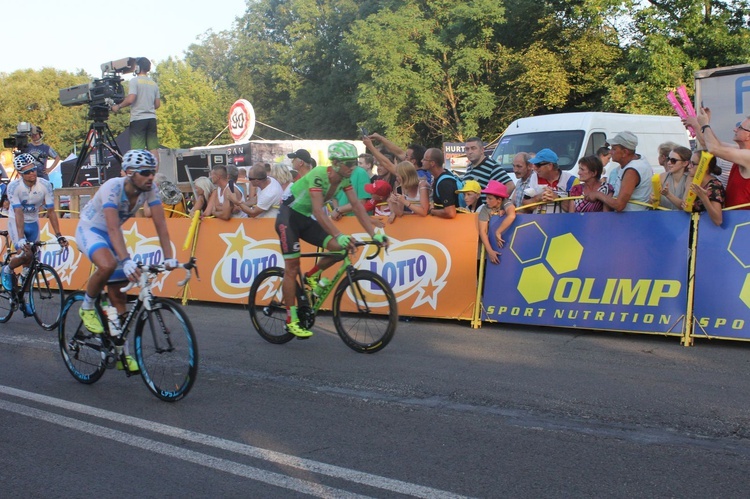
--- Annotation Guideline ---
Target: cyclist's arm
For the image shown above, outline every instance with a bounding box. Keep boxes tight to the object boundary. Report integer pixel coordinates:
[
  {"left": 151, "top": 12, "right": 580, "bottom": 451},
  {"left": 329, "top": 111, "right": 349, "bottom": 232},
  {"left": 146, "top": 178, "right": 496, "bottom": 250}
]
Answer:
[
  {"left": 104, "top": 207, "right": 130, "bottom": 262},
  {"left": 46, "top": 207, "right": 64, "bottom": 238},
  {"left": 345, "top": 187, "right": 378, "bottom": 237},
  {"left": 310, "top": 189, "right": 341, "bottom": 237},
  {"left": 12, "top": 207, "right": 24, "bottom": 241},
  {"left": 149, "top": 203, "right": 175, "bottom": 260}
]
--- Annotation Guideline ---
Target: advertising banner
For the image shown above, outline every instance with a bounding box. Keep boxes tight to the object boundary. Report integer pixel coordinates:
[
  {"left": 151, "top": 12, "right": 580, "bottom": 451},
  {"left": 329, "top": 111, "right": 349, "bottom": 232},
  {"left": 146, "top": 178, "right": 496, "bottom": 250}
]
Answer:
[
  {"left": 693, "top": 210, "right": 750, "bottom": 339},
  {"left": 483, "top": 211, "right": 690, "bottom": 334},
  {"left": 188, "top": 215, "right": 479, "bottom": 319}
]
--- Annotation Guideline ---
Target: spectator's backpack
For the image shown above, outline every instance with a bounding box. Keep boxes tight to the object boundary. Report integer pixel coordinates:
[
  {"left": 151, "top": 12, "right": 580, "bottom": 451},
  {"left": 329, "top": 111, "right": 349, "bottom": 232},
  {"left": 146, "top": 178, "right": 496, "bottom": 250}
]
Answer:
[{"left": 436, "top": 170, "right": 467, "bottom": 208}]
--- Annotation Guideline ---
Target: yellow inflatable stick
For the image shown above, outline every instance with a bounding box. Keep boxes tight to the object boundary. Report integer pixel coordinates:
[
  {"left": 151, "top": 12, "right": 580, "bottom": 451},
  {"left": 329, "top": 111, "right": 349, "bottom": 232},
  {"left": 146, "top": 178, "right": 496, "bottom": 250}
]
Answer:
[
  {"left": 183, "top": 210, "right": 201, "bottom": 250},
  {"left": 683, "top": 151, "right": 713, "bottom": 213},
  {"left": 651, "top": 174, "right": 661, "bottom": 209}
]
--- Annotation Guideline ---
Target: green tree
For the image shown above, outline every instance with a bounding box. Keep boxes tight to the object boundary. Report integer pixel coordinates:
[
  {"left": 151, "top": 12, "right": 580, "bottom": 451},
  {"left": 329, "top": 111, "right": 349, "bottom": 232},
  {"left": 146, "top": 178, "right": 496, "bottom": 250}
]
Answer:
[
  {"left": 348, "top": 0, "right": 506, "bottom": 144},
  {"left": 154, "top": 58, "right": 235, "bottom": 148},
  {"left": 0, "top": 69, "right": 94, "bottom": 157}
]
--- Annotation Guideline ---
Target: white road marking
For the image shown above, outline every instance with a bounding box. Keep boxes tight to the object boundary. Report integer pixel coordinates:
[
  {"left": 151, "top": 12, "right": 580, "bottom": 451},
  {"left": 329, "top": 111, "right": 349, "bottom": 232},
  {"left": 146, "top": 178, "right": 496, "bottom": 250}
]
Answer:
[{"left": 0, "top": 385, "right": 469, "bottom": 499}]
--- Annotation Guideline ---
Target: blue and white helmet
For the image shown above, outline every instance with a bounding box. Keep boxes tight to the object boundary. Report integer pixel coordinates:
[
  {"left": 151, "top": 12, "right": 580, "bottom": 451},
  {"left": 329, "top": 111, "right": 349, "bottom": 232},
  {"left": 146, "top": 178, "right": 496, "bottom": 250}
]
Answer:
[
  {"left": 13, "top": 153, "right": 36, "bottom": 172},
  {"left": 121, "top": 149, "right": 157, "bottom": 170}
]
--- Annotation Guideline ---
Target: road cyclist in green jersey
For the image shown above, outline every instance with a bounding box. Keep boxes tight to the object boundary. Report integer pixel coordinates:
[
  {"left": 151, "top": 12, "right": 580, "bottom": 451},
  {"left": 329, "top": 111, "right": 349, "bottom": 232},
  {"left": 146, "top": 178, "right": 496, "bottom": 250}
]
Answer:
[{"left": 275, "top": 141, "right": 388, "bottom": 338}]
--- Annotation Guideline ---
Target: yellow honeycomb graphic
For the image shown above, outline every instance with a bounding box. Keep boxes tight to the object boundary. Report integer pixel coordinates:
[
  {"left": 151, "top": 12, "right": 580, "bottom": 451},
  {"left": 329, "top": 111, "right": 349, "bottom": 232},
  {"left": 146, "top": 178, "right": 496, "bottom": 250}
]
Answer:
[
  {"left": 728, "top": 223, "right": 750, "bottom": 309},
  {"left": 512, "top": 230, "right": 584, "bottom": 304}
]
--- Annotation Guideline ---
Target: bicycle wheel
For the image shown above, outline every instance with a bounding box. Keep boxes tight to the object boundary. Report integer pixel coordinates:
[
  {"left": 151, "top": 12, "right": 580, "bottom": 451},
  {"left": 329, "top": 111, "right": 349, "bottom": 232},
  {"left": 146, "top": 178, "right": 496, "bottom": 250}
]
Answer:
[
  {"left": 248, "top": 267, "right": 295, "bottom": 344},
  {"left": 134, "top": 298, "right": 198, "bottom": 402},
  {"left": 58, "top": 292, "right": 107, "bottom": 384},
  {"left": 31, "top": 263, "right": 64, "bottom": 330},
  {"left": 332, "top": 269, "right": 398, "bottom": 353},
  {"left": 0, "top": 286, "right": 14, "bottom": 323}
]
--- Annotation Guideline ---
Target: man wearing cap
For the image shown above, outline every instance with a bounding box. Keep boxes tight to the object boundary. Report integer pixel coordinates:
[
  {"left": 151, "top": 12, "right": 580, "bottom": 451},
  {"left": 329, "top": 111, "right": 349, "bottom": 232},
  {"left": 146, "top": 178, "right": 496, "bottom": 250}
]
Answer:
[
  {"left": 25, "top": 125, "right": 60, "bottom": 180},
  {"left": 235, "top": 163, "right": 283, "bottom": 218},
  {"left": 463, "top": 137, "right": 515, "bottom": 203},
  {"left": 288, "top": 149, "right": 316, "bottom": 178},
  {"left": 590, "top": 131, "right": 653, "bottom": 212},
  {"left": 525, "top": 148, "right": 579, "bottom": 213}
]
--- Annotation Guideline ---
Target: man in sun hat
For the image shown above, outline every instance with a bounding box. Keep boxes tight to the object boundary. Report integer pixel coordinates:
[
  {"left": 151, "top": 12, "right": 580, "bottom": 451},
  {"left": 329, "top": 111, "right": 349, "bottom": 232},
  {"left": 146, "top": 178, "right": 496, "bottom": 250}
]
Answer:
[
  {"left": 525, "top": 148, "right": 579, "bottom": 214},
  {"left": 589, "top": 131, "right": 653, "bottom": 212}
]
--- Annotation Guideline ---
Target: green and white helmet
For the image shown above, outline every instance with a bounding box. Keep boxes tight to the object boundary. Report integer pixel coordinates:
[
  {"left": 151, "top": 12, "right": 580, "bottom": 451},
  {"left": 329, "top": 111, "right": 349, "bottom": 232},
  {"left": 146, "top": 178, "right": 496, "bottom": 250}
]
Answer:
[{"left": 328, "top": 141, "right": 359, "bottom": 161}]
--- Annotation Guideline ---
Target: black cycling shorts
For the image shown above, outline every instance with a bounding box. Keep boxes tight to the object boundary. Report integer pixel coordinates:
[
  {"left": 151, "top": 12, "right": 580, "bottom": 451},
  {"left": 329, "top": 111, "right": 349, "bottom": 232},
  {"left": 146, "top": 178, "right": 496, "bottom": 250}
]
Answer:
[{"left": 275, "top": 204, "right": 329, "bottom": 259}]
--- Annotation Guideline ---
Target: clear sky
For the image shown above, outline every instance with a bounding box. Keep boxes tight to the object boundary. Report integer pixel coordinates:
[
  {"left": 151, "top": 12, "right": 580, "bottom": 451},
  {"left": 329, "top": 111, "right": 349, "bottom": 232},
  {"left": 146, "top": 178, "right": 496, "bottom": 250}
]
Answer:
[{"left": 2, "top": 0, "right": 248, "bottom": 76}]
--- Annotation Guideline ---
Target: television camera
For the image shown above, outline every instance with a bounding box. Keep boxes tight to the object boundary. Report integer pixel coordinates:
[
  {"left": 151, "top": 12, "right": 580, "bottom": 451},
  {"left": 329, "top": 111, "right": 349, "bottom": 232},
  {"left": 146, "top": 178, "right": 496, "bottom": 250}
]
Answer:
[
  {"left": 3, "top": 121, "right": 32, "bottom": 150},
  {"left": 58, "top": 57, "right": 136, "bottom": 121},
  {"left": 59, "top": 57, "right": 137, "bottom": 186}
]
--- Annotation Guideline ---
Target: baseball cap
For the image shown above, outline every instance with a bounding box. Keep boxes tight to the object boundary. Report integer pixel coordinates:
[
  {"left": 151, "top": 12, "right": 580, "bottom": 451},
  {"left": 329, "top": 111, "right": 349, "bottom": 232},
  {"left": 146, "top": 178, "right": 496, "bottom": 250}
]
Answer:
[
  {"left": 456, "top": 180, "right": 481, "bottom": 194},
  {"left": 529, "top": 148, "right": 559, "bottom": 165},
  {"left": 287, "top": 149, "right": 313, "bottom": 164},
  {"left": 608, "top": 131, "right": 638, "bottom": 151},
  {"left": 365, "top": 180, "right": 392, "bottom": 198}
]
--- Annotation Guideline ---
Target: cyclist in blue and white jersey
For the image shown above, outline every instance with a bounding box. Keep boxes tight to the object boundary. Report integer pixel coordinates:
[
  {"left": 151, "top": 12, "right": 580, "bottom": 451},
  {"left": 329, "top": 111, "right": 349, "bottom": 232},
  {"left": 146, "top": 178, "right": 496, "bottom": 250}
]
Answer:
[
  {"left": 75, "top": 150, "right": 177, "bottom": 368},
  {"left": 1, "top": 153, "right": 68, "bottom": 291}
]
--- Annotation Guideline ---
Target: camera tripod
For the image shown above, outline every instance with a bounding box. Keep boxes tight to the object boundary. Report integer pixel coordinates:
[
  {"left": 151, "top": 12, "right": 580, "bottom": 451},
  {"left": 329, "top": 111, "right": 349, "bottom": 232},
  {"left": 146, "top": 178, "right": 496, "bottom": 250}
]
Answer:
[{"left": 68, "top": 115, "right": 122, "bottom": 187}]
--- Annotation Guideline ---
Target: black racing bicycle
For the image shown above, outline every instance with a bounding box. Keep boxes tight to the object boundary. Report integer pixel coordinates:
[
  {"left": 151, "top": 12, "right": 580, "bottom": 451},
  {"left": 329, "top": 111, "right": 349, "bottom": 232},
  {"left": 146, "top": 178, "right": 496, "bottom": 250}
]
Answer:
[
  {"left": 248, "top": 240, "right": 398, "bottom": 353},
  {"left": 58, "top": 258, "right": 199, "bottom": 402},
  {"left": 0, "top": 230, "right": 64, "bottom": 330}
]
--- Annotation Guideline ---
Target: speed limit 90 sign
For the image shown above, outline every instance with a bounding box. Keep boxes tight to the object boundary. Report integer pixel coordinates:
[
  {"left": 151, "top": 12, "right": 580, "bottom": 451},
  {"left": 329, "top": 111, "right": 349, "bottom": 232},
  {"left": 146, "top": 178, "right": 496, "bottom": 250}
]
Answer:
[{"left": 228, "top": 99, "right": 256, "bottom": 143}]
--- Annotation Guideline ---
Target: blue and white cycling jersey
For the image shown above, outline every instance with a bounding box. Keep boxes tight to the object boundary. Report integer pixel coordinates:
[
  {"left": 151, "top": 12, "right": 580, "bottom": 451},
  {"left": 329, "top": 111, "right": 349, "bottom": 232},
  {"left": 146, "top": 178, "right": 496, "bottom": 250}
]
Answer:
[
  {"left": 7, "top": 178, "right": 54, "bottom": 245},
  {"left": 7, "top": 177, "right": 54, "bottom": 224},
  {"left": 78, "top": 177, "right": 161, "bottom": 231}
]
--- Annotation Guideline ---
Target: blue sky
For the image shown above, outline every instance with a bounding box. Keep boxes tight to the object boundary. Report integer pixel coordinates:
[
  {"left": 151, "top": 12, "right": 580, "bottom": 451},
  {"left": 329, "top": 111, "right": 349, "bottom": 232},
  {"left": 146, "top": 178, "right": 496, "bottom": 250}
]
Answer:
[{"left": 3, "top": 0, "right": 248, "bottom": 76}]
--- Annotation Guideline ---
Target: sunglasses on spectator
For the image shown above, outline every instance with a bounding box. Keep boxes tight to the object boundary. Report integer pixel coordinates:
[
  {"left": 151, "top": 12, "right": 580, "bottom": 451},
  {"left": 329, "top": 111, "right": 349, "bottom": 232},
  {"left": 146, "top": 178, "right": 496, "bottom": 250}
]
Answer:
[
  {"left": 666, "top": 157, "right": 684, "bottom": 164},
  {"left": 535, "top": 162, "right": 550, "bottom": 167},
  {"left": 248, "top": 175, "right": 267, "bottom": 181},
  {"left": 134, "top": 169, "right": 156, "bottom": 177},
  {"left": 737, "top": 122, "right": 750, "bottom": 133}
]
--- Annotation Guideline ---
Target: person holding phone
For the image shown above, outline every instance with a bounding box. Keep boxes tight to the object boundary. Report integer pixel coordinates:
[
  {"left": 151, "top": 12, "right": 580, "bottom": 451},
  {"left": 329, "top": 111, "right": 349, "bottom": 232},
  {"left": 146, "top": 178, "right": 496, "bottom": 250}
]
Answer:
[{"left": 204, "top": 164, "right": 247, "bottom": 219}]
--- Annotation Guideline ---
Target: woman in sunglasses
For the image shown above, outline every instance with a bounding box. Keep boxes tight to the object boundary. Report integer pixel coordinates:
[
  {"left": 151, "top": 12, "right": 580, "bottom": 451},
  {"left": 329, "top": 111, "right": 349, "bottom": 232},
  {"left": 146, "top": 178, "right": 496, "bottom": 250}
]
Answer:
[
  {"left": 658, "top": 146, "right": 692, "bottom": 210},
  {"left": 75, "top": 149, "right": 178, "bottom": 348}
]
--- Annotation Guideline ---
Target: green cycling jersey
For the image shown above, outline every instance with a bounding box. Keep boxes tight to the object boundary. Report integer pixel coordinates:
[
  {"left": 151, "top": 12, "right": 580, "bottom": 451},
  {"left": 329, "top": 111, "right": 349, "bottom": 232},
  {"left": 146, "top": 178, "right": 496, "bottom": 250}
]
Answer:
[{"left": 288, "top": 166, "right": 352, "bottom": 216}]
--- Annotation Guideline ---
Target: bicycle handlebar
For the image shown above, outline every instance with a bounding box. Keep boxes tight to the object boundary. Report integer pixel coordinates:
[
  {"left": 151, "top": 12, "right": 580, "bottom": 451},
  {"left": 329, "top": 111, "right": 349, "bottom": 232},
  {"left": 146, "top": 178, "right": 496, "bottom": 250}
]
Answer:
[{"left": 120, "top": 257, "right": 199, "bottom": 292}]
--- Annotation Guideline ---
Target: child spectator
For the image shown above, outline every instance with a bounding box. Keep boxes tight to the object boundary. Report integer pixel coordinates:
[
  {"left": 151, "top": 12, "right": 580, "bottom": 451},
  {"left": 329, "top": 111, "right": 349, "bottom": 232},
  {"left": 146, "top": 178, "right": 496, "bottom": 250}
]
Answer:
[{"left": 478, "top": 180, "right": 516, "bottom": 264}]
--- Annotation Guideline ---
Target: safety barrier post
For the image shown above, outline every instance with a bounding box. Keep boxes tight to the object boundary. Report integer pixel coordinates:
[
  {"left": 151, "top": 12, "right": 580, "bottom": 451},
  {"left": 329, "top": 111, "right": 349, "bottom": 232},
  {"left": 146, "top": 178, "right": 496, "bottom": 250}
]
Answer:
[
  {"left": 682, "top": 213, "right": 700, "bottom": 346},
  {"left": 472, "top": 245, "right": 486, "bottom": 328}
]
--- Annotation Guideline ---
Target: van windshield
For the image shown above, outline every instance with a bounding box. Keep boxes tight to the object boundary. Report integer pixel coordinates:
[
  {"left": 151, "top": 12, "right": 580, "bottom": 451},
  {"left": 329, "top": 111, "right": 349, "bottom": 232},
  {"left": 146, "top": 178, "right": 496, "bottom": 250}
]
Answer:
[{"left": 490, "top": 130, "right": 585, "bottom": 173}]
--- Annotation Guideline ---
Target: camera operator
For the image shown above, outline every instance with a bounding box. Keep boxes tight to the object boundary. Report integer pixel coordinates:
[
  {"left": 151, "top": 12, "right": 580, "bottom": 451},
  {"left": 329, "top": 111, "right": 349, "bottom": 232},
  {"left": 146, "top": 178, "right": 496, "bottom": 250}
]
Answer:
[
  {"left": 110, "top": 57, "right": 161, "bottom": 169},
  {"left": 25, "top": 125, "right": 60, "bottom": 181}
]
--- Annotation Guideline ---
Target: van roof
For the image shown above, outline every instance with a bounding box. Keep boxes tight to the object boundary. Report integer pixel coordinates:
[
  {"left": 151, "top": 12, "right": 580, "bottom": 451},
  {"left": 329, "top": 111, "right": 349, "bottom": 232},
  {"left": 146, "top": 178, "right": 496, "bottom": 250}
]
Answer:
[{"left": 504, "top": 112, "right": 685, "bottom": 136}]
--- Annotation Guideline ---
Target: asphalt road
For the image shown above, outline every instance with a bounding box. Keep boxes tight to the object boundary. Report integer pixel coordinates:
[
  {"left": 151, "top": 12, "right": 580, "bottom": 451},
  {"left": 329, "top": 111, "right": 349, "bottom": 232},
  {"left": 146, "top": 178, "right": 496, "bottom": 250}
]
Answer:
[{"left": 2, "top": 301, "right": 750, "bottom": 498}]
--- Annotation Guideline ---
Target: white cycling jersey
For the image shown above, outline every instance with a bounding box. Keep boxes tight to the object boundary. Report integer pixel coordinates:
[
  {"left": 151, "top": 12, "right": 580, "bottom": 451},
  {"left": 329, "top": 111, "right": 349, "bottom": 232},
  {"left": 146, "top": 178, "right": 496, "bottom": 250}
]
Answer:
[
  {"left": 7, "top": 177, "right": 54, "bottom": 224},
  {"left": 78, "top": 177, "right": 161, "bottom": 231}
]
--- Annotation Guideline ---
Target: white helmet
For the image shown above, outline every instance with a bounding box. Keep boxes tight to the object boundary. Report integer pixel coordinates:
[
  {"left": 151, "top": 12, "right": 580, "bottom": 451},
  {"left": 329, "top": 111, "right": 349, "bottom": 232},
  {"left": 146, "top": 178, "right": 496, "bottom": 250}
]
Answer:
[{"left": 121, "top": 149, "right": 157, "bottom": 170}]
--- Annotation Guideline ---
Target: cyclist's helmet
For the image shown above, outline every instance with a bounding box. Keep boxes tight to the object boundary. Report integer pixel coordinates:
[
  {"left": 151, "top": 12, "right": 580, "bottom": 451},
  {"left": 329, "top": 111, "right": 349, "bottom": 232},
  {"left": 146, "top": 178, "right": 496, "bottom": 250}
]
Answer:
[
  {"left": 328, "top": 142, "right": 359, "bottom": 162},
  {"left": 13, "top": 153, "right": 36, "bottom": 172},
  {"left": 121, "top": 149, "right": 157, "bottom": 170}
]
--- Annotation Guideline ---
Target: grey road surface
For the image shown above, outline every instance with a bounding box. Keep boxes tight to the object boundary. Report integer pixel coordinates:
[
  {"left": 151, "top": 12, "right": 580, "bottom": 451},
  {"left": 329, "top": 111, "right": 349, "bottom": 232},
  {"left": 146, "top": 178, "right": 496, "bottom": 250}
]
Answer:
[{"left": 1, "top": 301, "right": 750, "bottom": 498}]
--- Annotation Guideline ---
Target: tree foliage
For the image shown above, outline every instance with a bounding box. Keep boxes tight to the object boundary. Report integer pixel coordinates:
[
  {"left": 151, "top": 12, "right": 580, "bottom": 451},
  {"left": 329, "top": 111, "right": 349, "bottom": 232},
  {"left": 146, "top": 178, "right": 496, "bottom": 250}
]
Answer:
[{"left": 2, "top": 1, "right": 749, "bottom": 153}]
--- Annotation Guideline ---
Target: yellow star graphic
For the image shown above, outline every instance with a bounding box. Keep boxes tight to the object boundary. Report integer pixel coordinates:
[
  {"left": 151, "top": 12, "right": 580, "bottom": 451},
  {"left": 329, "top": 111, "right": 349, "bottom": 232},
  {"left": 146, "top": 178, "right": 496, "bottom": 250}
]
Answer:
[
  {"left": 123, "top": 223, "right": 145, "bottom": 253},
  {"left": 221, "top": 224, "right": 253, "bottom": 257}
]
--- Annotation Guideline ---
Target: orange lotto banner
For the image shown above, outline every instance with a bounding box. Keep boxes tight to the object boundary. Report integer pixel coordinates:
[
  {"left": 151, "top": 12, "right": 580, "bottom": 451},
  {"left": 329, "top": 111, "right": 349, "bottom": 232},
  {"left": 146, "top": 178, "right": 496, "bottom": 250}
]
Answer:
[{"left": 188, "top": 215, "right": 479, "bottom": 319}]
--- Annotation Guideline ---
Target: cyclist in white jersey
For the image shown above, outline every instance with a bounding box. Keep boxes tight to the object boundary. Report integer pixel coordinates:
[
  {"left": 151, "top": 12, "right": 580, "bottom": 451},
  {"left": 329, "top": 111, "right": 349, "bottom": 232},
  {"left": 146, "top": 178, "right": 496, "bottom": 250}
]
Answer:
[
  {"left": 1, "top": 153, "right": 68, "bottom": 291},
  {"left": 75, "top": 150, "right": 177, "bottom": 369}
]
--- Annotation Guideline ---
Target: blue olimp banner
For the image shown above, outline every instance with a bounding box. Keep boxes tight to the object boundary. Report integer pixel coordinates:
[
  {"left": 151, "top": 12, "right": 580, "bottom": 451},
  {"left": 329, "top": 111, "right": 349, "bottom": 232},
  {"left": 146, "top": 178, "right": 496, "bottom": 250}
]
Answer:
[
  {"left": 483, "top": 211, "right": 690, "bottom": 334},
  {"left": 693, "top": 210, "right": 750, "bottom": 339}
]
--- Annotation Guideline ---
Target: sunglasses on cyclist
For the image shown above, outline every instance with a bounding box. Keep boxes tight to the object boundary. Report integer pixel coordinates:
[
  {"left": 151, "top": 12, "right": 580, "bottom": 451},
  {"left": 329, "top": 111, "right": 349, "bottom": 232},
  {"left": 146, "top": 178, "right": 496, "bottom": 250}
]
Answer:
[
  {"left": 20, "top": 168, "right": 36, "bottom": 175},
  {"left": 134, "top": 169, "right": 156, "bottom": 177}
]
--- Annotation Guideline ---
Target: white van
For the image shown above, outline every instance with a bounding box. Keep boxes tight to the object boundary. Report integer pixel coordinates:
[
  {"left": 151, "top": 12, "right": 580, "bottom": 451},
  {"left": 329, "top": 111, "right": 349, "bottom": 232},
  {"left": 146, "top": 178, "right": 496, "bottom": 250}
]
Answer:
[{"left": 490, "top": 112, "right": 690, "bottom": 180}]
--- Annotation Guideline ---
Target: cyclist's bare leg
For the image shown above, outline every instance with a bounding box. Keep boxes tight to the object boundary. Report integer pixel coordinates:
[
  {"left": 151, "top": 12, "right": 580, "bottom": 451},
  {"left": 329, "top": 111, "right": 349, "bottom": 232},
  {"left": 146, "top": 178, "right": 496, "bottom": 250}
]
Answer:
[
  {"left": 283, "top": 257, "right": 302, "bottom": 309},
  {"left": 8, "top": 247, "right": 32, "bottom": 272},
  {"left": 107, "top": 283, "right": 129, "bottom": 315},
  {"left": 85, "top": 247, "right": 117, "bottom": 302}
]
